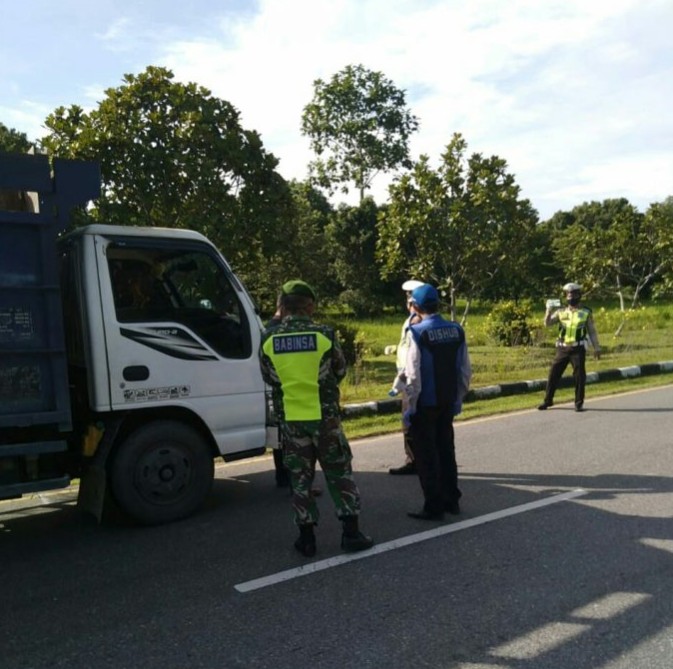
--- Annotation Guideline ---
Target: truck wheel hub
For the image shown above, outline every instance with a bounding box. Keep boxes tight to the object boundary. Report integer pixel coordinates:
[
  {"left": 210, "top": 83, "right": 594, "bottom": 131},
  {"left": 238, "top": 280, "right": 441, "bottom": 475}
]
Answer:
[{"left": 134, "top": 446, "right": 191, "bottom": 502}]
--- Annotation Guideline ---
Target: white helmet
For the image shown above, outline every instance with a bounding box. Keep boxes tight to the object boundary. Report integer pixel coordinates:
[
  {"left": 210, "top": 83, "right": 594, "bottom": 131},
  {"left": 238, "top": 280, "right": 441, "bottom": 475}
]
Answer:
[
  {"left": 402, "top": 279, "right": 424, "bottom": 292},
  {"left": 562, "top": 282, "right": 582, "bottom": 293}
]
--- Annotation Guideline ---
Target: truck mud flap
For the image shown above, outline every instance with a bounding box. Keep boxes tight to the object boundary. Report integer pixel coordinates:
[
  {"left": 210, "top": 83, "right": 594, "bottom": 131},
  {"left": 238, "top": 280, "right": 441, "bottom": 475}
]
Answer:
[
  {"left": 76, "top": 416, "right": 123, "bottom": 523},
  {"left": 77, "top": 465, "right": 107, "bottom": 523}
]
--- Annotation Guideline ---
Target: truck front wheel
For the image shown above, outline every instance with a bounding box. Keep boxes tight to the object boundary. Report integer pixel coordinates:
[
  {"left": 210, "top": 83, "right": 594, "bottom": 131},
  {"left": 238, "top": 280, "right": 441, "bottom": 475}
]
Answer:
[{"left": 110, "top": 421, "right": 214, "bottom": 525}]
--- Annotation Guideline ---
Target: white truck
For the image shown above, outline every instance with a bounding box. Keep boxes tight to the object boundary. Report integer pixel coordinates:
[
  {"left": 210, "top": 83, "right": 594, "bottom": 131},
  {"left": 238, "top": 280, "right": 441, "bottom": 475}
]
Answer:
[{"left": 0, "top": 152, "right": 277, "bottom": 524}]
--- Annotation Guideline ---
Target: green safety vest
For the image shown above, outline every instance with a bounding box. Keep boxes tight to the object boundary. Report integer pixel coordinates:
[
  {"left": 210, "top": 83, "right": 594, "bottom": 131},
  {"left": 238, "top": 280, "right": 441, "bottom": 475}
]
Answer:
[
  {"left": 262, "top": 330, "right": 333, "bottom": 421},
  {"left": 558, "top": 307, "right": 591, "bottom": 345}
]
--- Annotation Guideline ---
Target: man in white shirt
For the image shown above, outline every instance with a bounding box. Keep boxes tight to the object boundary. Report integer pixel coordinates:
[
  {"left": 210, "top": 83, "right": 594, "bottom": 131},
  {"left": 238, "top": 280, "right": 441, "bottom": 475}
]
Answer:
[{"left": 388, "top": 279, "right": 424, "bottom": 475}]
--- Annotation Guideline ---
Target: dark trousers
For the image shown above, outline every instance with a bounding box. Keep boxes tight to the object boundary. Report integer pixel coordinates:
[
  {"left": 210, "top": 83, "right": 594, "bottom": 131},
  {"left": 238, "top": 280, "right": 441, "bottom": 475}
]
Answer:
[
  {"left": 273, "top": 447, "right": 290, "bottom": 486},
  {"left": 544, "top": 346, "right": 586, "bottom": 406},
  {"left": 408, "top": 405, "right": 460, "bottom": 514}
]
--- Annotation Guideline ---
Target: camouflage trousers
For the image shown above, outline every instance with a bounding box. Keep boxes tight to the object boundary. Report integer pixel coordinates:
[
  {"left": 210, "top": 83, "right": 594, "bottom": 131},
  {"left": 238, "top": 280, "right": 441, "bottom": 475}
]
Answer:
[{"left": 281, "top": 416, "right": 361, "bottom": 526}]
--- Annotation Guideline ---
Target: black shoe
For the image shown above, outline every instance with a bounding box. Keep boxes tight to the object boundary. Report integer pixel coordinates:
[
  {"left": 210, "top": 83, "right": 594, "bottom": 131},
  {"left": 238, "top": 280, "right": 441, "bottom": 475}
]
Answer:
[
  {"left": 294, "top": 536, "right": 316, "bottom": 557},
  {"left": 407, "top": 509, "right": 444, "bottom": 521},
  {"left": 341, "top": 531, "right": 374, "bottom": 553},
  {"left": 294, "top": 525, "right": 316, "bottom": 557},
  {"left": 389, "top": 462, "right": 416, "bottom": 475},
  {"left": 444, "top": 501, "right": 461, "bottom": 515},
  {"left": 575, "top": 402, "right": 585, "bottom": 412},
  {"left": 538, "top": 401, "right": 553, "bottom": 410}
]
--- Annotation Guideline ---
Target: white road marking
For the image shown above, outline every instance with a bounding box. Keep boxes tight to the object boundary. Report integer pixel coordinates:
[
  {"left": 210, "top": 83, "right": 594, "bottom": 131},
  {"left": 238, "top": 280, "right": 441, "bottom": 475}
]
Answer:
[
  {"left": 492, "top": 621, "right": 589, "bottom": 659},
  {"left": 234, "top": 488, "right": 587, "bottom": 593}
]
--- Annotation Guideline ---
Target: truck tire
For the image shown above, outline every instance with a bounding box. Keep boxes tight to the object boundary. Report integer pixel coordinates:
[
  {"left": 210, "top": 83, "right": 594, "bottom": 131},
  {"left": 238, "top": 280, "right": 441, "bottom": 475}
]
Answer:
[{"left": 110, "top": 421, "right": 214, "bottom": 525}]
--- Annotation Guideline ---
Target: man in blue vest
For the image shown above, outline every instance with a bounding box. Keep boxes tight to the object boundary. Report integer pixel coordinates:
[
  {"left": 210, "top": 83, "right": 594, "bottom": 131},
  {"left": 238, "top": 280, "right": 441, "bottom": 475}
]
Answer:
[
  {"left": 259, "top": 280, "right": 374, "bottom": 557},
  {"left": 538, "top": 282, "right": 601, "bottom": 412},
  {"left": 403, "top": 284, "right": 472, "bottom": 521}
]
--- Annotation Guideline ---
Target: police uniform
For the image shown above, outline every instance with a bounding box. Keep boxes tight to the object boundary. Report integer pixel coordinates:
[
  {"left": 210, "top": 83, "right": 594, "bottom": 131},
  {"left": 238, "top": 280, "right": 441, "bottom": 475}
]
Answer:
[
  {"left": 539, "top": 283, "right": 600, "bottom": 412},
  {"left": 404, "top": 284, "right": 472, "bottom": 520},
  {"left": 259, "top": 280, "right": 373, "bottom": 556}
]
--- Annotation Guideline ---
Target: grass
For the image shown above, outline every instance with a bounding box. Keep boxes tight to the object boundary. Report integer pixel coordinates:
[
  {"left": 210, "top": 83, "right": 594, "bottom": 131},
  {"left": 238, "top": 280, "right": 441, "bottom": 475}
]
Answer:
[
  {"left": 331, "top": 300, "right": 673, "bottom": 440},
  {"left": 342, "top": 374, "right": 673, "bottom": 440}
]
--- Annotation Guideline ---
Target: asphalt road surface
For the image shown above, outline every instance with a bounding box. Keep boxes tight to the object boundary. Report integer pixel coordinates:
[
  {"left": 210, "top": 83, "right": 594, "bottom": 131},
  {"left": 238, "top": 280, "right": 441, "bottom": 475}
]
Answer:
[{"left": 2, "top": 385, "right": 673, "bottom": 669}]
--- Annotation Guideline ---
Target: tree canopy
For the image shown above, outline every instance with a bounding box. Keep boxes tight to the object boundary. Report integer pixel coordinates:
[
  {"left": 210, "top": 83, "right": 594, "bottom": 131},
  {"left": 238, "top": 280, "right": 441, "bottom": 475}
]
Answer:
[
  {"left": 377, "top": 133, "right": 538, "bottom": 320},
  {"left": 2, "top": 62, "right": 671, "bottom": 316},
  {"left": 301, "top": 64, "right": 419, "bottom": 201},
  {"left": 40, "top": 66, "right": 292, "bottom": 277},
  {"left": 549, "top": 198, "right": 673, "bottom": 312},
  {"left": 0, "top": 123, "right": 33, "bottom": 153}
]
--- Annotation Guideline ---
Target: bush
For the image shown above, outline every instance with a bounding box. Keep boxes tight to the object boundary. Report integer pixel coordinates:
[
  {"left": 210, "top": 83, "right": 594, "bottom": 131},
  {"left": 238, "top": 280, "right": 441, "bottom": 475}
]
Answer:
[
  {"left": 338, "top": 288, "right": 379, "bottom": 317},
  {"left": 325, "top": 321, "right": 367, "bottom": 367},
  {"left": 485, "top": 300, "right": 535, "bottom": 346}
]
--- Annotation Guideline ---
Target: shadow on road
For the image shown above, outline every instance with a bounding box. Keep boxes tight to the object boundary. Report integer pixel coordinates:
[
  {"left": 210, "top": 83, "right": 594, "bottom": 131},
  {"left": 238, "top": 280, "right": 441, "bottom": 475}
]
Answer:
[{"left": 2, "top": 459, "right": 673, "bottom": 668}]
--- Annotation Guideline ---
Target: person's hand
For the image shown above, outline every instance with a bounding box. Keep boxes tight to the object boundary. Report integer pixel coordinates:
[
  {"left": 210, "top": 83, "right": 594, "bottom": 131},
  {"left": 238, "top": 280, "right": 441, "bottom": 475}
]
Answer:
[
  {"left": 402, "top": 410, "right": 415, "bottom": 428},
  {"left": 594, "top": 349, "right": 601, "bottom": 361}
]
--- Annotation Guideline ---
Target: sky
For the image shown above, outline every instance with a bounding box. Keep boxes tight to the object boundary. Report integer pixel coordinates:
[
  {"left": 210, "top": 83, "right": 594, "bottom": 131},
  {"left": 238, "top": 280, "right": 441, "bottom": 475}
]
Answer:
[{"left": 2, "top": 0, "right": 671, "bottom": 220}]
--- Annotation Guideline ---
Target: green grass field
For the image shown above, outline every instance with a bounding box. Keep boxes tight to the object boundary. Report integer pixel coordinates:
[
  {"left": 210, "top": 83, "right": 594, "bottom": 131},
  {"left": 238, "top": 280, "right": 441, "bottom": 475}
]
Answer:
[{"left": 329, "top": 300, "right": 673, "bottom": 439}]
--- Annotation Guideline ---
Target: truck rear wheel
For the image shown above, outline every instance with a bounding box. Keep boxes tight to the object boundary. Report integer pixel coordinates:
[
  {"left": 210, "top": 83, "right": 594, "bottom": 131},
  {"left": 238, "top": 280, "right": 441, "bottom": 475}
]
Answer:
[{"left": 110, "top": 421, "right": 214, "bottom": 525}]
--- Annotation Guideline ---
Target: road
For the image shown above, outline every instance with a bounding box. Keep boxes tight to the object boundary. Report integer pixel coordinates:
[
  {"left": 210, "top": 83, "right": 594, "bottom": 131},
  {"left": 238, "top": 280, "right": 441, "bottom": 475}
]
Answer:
[{"left": 2, "top": 385, "right": 673, "bottom": 669}]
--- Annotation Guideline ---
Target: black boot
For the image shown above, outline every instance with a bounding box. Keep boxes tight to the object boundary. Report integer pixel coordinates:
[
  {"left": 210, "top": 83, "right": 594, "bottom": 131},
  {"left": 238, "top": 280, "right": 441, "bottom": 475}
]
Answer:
[
  {"left": 294, "top": 524, "right": 316, "bottom": 557},
  {"left": 273, "top": 449, "right": 290, "bottom": 488},
  {"left": 389, "top": 462, "right": 416, "bottom": 475},
  {"left": 340, "top": 515, "right": 374, "bottom": 553}
]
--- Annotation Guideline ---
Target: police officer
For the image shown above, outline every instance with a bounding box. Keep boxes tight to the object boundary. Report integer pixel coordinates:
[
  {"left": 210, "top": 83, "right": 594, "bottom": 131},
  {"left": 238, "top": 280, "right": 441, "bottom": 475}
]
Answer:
[
  {"left": 388, "top": 279, "right": 424, "bottom": 475},
  {"left": 259, "top": 280, "right": 374, "bottom": 557},
  {"left": 538, "top": 282, "right": 601, "bottom": 412},
  {"left": 403, "top": 284, "right": 472, "bottom": 521}
]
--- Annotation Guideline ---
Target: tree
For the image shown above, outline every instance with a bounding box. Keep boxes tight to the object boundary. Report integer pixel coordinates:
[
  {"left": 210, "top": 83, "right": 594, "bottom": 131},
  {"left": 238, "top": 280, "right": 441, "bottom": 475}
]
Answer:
[
  {"left": 0, "top": 123, "right": 33, "bottom": 153},
  {"left": 40, "top": 66, "right": 292, "bottom": 284},
  {"left": 377, "top": 133, "right": 538, "bottom": 322},
  {"left": 254, "top": 180, "right": 335, "bottom": 313},
  {"left": 325, "top": 197, "right": 389, "bottom": 315},
  {"left": 645, "top": 197, "right": 673, "bottom": 298},
  {"left": 301, "top": 64, "right": 419, "bottom": 201}
]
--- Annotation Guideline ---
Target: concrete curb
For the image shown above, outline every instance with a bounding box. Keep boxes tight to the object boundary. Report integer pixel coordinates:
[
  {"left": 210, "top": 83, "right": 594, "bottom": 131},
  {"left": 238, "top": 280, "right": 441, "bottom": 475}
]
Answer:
[{"left": 342, "top": 360, "right": 673, "bottom": 418}]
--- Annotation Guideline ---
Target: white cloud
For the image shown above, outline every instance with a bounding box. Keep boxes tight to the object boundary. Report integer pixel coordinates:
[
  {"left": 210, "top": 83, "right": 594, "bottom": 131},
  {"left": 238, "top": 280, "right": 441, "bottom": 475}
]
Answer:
[
  {"left": 3, "top": 0, "right": 671, "bottom": 218},
  {"left": 552, "top": 153, "right": 673, "bottom": 204},
  {"left": 95, "top": 17, "right": 133, "bottom": 44},
  {"left": 155, "top": 0, "right": 673, "bottom": 217},
  {"left": 0, "top": 101, "right": 52, "bottom": 141}
]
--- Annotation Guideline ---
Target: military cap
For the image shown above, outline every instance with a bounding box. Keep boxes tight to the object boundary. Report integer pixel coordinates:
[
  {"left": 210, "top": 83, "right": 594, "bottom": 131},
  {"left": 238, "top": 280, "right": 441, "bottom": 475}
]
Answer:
[{"left": 282, "top": 279, "right": 316, "bottom": 300}]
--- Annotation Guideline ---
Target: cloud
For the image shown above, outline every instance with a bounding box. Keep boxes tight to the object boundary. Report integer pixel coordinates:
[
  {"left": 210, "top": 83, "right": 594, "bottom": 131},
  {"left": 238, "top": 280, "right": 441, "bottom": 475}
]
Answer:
[
  {"left": 3, "top": 0, "right": 670, "bottom": 219},
  {"left": 0, "top": 101, "right": 53, "bottom": 141},
  {"left": 154, "top": 0, "right": 673, "bottom": 217},
  {"left": 95, "top": 17, "right": 133, "bottom": 45}
]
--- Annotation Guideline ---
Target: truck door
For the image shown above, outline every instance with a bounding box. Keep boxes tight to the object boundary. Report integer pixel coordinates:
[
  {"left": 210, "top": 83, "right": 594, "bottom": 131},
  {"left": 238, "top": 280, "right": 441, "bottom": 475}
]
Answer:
[{"left": 100, "top": 236, "right": 267, "bottom": 456}]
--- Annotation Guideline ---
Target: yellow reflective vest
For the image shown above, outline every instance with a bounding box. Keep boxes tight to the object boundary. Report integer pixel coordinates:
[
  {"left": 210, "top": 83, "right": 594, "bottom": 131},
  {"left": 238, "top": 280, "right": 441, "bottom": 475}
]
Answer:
[
  {"left": 262, "top": 330, "right": 334, "bottom": 421},
  {"left": 557, "top": 306, "right": 592, "bottom": 345}
]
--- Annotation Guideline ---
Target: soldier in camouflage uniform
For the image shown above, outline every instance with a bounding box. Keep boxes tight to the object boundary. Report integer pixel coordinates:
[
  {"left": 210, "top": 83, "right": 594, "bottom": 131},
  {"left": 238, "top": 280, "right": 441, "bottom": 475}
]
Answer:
[{"left": 259, "top": 280, "right": 374, "bottom": 557}]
